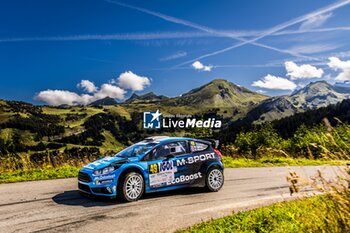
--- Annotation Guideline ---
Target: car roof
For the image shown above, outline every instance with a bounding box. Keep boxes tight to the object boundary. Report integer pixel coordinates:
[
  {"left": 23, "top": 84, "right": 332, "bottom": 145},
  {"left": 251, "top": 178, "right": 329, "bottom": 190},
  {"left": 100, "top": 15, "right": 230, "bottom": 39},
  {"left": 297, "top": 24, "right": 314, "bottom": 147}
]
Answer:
[{"left": 143, "top": 136, "right": 209, "bottom": 145}]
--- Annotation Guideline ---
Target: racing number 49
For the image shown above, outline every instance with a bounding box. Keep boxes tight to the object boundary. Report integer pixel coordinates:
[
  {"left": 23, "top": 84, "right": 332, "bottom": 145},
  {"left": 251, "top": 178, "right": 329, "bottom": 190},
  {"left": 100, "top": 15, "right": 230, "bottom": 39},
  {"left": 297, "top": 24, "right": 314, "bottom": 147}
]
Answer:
[{"left": 149, "top": 164, "right": 158, "bottom": 174}]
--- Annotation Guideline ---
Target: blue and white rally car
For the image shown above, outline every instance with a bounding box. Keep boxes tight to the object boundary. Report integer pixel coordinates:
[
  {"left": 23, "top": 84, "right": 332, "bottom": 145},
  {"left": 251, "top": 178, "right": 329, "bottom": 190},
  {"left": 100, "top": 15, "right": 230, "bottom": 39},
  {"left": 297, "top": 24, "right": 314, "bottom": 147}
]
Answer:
[{"left": 78, "top": 136, "right": 224, "bottom": 202}]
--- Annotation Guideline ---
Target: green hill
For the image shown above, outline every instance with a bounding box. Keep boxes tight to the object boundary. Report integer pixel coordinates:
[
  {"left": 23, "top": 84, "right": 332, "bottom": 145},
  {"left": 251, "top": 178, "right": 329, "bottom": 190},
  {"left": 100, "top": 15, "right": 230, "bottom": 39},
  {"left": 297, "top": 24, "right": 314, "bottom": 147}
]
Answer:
[{"left": 172, "top": 79, "right": 267, "bottom": 107}]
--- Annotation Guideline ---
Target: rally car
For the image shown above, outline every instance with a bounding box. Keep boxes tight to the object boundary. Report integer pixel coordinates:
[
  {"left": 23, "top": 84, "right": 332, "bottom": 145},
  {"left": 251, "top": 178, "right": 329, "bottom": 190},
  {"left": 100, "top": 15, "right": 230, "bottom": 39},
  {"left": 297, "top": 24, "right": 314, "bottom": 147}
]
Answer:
[{"left": 78, "top": 136, "right": 224, "bottom": 202}]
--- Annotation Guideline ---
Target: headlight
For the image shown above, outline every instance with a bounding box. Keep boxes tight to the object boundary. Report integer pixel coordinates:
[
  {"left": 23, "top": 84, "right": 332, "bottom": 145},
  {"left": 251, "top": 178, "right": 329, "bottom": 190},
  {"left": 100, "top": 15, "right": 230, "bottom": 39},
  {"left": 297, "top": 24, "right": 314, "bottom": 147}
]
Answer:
[{"left": 93, "top": 166, "right": 115, "bottom": 176}]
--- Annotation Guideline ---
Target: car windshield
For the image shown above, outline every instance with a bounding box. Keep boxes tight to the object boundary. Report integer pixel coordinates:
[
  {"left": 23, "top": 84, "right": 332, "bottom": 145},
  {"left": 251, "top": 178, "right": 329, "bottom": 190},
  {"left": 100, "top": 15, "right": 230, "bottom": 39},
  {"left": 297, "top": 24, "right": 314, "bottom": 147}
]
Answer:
[{"left": 114, "top": 142, "right": 158, "bottom": 158}]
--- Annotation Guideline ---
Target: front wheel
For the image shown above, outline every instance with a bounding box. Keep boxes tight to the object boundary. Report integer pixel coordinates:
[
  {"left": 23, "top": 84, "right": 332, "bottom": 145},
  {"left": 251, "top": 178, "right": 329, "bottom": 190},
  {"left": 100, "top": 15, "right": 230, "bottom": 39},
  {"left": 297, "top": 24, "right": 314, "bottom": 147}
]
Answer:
[
  {"left": 118, "top": 172, "right": 144, "bottom": 202},
  {"left": 205, "top": 168, "right": 224, "bottom": 192}
]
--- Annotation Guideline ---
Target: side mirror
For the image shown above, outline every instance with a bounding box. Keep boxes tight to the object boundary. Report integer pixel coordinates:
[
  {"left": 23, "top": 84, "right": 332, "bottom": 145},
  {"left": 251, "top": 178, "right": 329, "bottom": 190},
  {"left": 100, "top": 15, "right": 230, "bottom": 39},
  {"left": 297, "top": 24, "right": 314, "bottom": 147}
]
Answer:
[
  {"left": 170, "top": 147, "right": 176, "bottom": 153},
  {"left": 165, "top": 154, "right": 175, "bottom": 160}
]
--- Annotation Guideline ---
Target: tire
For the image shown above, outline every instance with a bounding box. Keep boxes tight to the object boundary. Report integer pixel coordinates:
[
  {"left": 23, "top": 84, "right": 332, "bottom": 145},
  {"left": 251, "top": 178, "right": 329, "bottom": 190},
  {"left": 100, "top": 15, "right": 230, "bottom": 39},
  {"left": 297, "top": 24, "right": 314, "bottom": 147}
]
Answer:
[
  {"left": 205, "top": 167, "right": 224, "bottom": 192},
  {"left": 118, "top": 172, "right": 144, "bottom": 202}
]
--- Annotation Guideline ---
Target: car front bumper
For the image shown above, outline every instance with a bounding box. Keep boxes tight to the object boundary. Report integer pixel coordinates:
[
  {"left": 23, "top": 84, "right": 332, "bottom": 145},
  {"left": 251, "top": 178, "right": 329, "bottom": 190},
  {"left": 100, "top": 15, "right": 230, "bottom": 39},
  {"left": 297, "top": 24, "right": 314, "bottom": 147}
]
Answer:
[{"left": 78, "top": 170, "right": 117, "bottom": 197}]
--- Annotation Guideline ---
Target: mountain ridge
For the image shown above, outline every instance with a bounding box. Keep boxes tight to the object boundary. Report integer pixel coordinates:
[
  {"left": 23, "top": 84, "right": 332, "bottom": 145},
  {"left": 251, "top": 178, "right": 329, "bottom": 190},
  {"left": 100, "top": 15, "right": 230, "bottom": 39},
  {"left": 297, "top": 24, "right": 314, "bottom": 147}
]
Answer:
[
  {"left": 124, "top": 92, "right": 169, "bottom": 104},
  {"left": 242, "top": 81, "right": 350, "bottom": 123},
  {"left": 89, "top": 97, "right": 118, "bottom": 106},
  {"left": 167, "top": 79, "right": 268, "bottom": 108}
]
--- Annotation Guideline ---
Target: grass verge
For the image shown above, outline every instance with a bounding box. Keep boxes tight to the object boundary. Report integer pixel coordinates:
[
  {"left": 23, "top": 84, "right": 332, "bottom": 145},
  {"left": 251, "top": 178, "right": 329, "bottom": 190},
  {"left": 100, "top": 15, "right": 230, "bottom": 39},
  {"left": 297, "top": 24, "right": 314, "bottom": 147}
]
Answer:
[
  {"left": 0, "top": 157, "right": 348, "bottom": 184},
  {"left": 0, "top": 166, "right": 79, "bottom": 184},
  {"left": 222, "top": 156, "right": 350, "bottom": 168},
  {"left": 179, "top": 195, "right": 347, "bottom": 233}
]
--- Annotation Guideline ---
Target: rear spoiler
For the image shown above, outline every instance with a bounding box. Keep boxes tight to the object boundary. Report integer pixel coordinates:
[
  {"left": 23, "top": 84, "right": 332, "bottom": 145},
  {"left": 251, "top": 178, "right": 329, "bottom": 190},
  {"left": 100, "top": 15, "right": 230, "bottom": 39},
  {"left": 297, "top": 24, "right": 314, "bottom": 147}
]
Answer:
[{"left": 199, "top": 138, "right": 220, "bottom": 149}]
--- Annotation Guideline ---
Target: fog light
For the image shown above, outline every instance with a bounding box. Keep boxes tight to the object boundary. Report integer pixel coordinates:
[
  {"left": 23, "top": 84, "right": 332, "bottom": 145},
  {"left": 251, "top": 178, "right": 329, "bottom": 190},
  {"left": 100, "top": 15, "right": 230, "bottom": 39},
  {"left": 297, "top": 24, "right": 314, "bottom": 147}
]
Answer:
[{"left": 106, "top": 187, "right": 113, "bottom": 194}]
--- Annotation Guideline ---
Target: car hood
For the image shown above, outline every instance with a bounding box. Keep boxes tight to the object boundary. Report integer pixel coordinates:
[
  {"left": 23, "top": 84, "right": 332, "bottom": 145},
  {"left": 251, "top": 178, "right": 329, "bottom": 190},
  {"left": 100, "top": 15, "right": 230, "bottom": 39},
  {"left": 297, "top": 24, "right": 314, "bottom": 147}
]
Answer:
[{"left": 84, "top": 156, "right": 131, "bottom": 170}]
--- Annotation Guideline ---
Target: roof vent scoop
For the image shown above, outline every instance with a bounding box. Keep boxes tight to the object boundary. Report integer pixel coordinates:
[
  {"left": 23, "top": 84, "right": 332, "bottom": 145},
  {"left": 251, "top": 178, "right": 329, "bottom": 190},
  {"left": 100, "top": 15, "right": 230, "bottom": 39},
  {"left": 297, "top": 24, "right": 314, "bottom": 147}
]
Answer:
[{"left": 145, "top": 136, "right": 170, "bottom": 141}]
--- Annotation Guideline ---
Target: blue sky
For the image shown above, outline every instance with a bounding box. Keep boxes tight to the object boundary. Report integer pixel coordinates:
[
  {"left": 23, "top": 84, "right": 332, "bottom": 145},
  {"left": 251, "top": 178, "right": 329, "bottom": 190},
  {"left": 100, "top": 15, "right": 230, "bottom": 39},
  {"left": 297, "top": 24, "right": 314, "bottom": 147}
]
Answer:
[{"left": 1, "top": 0, "right": 350, "bottom": 105}]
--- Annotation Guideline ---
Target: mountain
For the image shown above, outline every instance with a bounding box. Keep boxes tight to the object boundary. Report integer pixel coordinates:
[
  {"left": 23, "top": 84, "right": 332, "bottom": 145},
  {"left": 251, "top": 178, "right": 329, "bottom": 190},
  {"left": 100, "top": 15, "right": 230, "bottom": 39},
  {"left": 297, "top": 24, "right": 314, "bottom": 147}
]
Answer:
[
  {"left": 291, "top": 81, "right": 350, "bottom": 108},
  {"left": 121, "top": 79, "right": 268, "bottom": 119},
  {"left": 243, "top": 81, "right": 350, "bottom": 123},
  {"left": 221, "top": 97, "right": 350, "bottom": 144},
  {"left": 166, "top": 79, "right": 268, "bottom": 108},
  {"left": 1, "top": 79, "right": 349, "bottom": 161},
  {"left": 124, "top": 92, "right": 169, "bottom": 104},
  {"left": 89, "top": 97, "right": 118, "bottom": 106},
  {"left": 271, "top": 98, "right": 350, "bottom": 138}
]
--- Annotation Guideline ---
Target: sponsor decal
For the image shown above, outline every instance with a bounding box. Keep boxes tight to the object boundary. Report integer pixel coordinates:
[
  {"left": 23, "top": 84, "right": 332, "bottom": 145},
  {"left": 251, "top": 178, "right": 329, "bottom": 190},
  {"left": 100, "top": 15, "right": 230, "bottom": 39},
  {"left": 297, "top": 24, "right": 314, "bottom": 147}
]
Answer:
[
  {"left": 95, "top": 179, "right": 113, "bottom": 185},
  {"left": 167, "top": 172, "right": 202, "bottom": 185},
  {"left": 149, "top": 161, "right": 177, "bottom": 174},
  {"left": 149, "top": 161, "right": 177, "bottom": 187},
  {"left": 143, "top": 110, "right": 221, "bottom": 129},
  {"left": 149, "top": 171, "right": 175, "bottom": 187},
  {"left": 176, "top": 152, "right": 215, "bottom": 166},
  {"left": 159, "top": 160, "right": 176, "bottom": 172},
  {"left": 94, "top": 174, "right": 115, "bottom": 180}
]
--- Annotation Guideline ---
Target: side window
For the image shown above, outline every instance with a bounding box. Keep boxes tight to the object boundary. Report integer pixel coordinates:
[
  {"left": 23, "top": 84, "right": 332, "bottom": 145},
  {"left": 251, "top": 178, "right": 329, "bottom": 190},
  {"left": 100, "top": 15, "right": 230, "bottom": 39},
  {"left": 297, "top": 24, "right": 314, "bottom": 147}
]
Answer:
[
  {"left": 190, "top": 141, "right": 209, "bottom": 152},
  {"left": 152, "top": 141, "right": 188, "bottom": 160},
  {"left": 170, "top": 141, "right": 188, "bottom": 156}
]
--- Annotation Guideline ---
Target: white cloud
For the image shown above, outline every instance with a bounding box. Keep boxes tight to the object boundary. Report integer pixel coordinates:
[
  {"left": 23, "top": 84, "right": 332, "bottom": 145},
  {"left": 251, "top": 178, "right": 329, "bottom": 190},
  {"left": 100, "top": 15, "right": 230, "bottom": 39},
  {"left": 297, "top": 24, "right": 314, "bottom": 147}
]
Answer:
[
  {"left": 192, "top": 61, "right": 212, "bottom": 71},
  {"left": 77, "top": 80, "right": 97, "bottom": 93},
  {"left": 94, "top": 84, "right": 126, "bottom": 100},
  {"left": 252, "top": 74, "right": 297, "bottom": 90},
  {"left": 35, "top": 90, "right": 85, "bottom": 106},
  {"left": 35, "top": 71, "right": 151, "bottom": 105},
  {"left": 299, "top": 13, "right": 333, "bottom": 30},
  {"left": 328, "top": 57, "right": 350, "bottom": 81},
  {"left": 36, "top": 78, "right": 129, "bottom": 106},
  {"left": 285, "top": 61, "right": 324, "bottom": 80},
  {"left": 117, "top": 71, "right": 151, "bottom": 91}
]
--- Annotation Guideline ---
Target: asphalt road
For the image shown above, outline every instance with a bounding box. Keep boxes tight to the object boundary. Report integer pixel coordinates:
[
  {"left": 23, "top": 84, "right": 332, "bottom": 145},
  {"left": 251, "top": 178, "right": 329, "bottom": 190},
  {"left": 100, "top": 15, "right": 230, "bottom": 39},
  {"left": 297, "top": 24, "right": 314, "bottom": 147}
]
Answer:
[{"left": 0, "top": 166, "right": 346, "bottom": 233}]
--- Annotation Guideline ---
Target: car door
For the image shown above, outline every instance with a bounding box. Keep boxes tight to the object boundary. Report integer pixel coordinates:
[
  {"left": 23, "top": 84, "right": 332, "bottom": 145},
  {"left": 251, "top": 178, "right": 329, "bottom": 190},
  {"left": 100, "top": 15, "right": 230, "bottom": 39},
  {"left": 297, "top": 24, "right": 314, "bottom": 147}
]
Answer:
[
  {"left": 189, "top": 140, "right": 215, "bottom": 184},
  {"left": 146, "top": 141, "right": 192, "bottom": 189}
]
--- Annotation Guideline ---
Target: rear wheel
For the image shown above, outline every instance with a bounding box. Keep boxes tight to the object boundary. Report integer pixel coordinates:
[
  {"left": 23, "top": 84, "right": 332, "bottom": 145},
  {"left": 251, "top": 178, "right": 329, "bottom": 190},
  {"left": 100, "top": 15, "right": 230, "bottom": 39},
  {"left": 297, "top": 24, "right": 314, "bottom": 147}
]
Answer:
[
  {"left": 205, "top": 167, "right": 224, "bottom": 192},
  {"left": 118, "top": 172, "right": 144, "bottom": 202}
]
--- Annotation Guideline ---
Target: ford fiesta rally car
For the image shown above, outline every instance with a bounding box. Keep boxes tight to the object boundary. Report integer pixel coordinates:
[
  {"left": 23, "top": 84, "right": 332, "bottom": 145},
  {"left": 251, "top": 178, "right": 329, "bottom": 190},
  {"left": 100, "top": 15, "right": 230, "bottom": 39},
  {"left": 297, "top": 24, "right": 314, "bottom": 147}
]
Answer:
[{"left": 78, "top": 136, "right": 224, "bottom": 202}]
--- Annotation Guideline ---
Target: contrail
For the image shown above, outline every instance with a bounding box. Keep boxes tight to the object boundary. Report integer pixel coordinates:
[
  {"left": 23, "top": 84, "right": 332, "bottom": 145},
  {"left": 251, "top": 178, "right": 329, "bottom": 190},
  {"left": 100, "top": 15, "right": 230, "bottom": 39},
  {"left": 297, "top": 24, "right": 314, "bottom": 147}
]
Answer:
[
  {"left": 103, "top": 0, "right": 223, "bottom": 36},
  {"left": 175, "top": 0, "right": 350, "bottom": 67},
  {"left": 2, "top": 26, "right": 350, "bottom": 43},
  {"left": 0, "top": 32, "right": 211, "bottom": 42},
  {"left": 275, "top": 26, "right": 350, "bottom": 36},
  {"left": 103, "top": 0, "right": 316, "bottom": 61}
]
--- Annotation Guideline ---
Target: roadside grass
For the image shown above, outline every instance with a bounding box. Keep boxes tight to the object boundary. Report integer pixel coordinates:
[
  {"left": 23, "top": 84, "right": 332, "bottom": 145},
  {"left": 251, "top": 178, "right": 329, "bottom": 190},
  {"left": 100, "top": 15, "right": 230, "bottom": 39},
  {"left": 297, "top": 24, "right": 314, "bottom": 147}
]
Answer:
[
  {"left": 0, "top": 166, "right": 79, "bottom": 184},
  {"left": 222, "top": 156, "right": 350, "bottom": 168},
  {"left": 0, "top": 156, "right": 348, "bottom": 184},
  {"left": 179, "top": 195, "right": 346, "bottom": 233}
]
